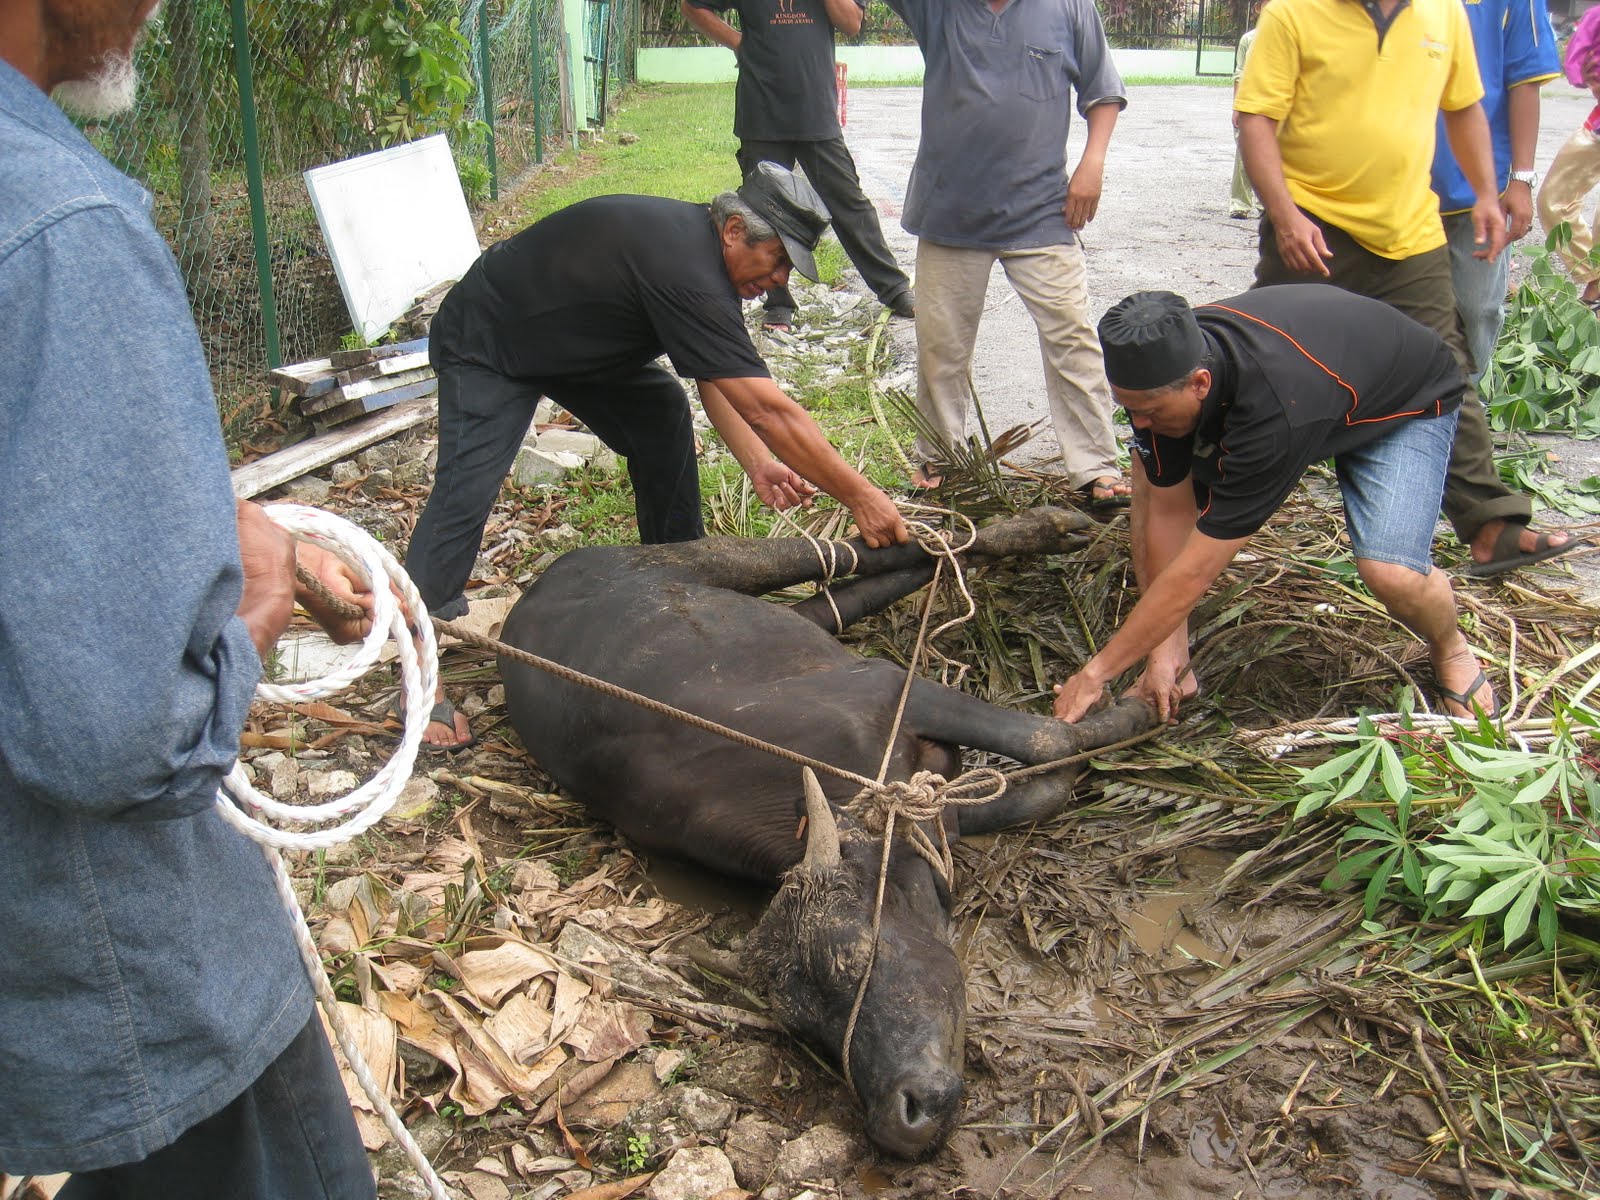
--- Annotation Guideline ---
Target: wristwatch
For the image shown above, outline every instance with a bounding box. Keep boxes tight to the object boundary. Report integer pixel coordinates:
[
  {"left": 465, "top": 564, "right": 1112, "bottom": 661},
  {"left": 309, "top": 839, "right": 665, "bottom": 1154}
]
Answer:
[{"left": 1508, "top": 169, "right": 1538, "bottom": 188}]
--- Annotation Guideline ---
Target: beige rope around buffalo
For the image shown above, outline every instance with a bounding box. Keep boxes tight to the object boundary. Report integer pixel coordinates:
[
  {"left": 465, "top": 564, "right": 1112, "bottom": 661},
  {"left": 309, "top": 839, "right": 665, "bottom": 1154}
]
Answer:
[{"left": 300, "top": 505, "right": 1130, "bottom": 1104}]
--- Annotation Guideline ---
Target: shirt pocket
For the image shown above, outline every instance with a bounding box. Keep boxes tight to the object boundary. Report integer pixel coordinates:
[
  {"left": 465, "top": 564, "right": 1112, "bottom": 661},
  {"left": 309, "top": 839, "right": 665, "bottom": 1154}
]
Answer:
[{"left": 1020, "top": 44, "right": 1064, "bottom": 101}]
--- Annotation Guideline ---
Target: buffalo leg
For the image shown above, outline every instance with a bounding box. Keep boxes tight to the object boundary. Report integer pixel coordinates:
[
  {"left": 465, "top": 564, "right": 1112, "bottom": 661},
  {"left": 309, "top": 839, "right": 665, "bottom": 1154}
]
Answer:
[
  {"left": 636, "top": 535, "right": 932, "bottom": 596},
  {"left": 903, "top": 682, "right": 1155, "bottom": 831},
  {"left": 789, "top": 566, "right": 937, "bottom": 632},
  {"left": 906, "top": 682, "right": 1151, "bottom": 766},
  {"left": 633, "top": 506, "right": 1096, "bottom": 597}
]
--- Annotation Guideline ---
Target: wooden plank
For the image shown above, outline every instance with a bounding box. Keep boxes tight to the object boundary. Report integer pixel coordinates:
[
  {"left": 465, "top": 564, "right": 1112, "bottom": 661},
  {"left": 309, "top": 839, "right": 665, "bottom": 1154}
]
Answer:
[
  {"left": 332, "top": 365, "right": 434, "bottom": 403},
  {"left": 334, "top": 350, "right": 431, "bottom": 387},
  {"left": 299, "top": 366, "right": 434, "bottom": 416},
  {"left": 328, "top": 347, "right": 376, "bottom": 369},
  {"left": 269, "top": 359, "right": 338, "bottom": 398},
  {"left": 267, "top": 338, "right": 428, "bottom": 397},
  {"left": 230, "top": 396, "right": 438, "bottom": 499},
  {"left": 310, "top": 377, "right": 440, "bottom": 431},
  {"left": 329, "top": 340, "right": 427, "bottom": 370}
]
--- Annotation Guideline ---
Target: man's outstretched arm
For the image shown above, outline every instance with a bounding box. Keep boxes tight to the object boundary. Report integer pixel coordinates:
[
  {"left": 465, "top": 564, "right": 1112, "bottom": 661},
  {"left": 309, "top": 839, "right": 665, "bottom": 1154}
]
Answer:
[{"left": 1054, "top": 507, "right": 1247, "bottom": 722}]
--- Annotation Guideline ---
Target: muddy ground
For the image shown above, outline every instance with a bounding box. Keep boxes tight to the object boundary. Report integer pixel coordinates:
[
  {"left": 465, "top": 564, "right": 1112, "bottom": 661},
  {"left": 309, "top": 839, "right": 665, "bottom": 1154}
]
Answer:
[
  {"left": 268, "top": 85, "right": 1596, "bottom": 1200},
  {"left": 252, "top": 485, "right": 1491, "bottom": 1200},
  {"left": 16, "top": 83, "right": 1598, "bottom": 1200},
  {"left": 328, "top": 85, "right": 1596, "bottom": 1198}
]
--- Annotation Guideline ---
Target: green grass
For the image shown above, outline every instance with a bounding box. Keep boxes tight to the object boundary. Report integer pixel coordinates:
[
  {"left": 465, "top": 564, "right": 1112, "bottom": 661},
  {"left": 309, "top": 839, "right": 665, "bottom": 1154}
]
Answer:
[
  {"left": 1123, "top": 74, "right": 1232, "bottom": 86},
  {"left": 516, "top": 84, "right": 741, "bottom": 224}
]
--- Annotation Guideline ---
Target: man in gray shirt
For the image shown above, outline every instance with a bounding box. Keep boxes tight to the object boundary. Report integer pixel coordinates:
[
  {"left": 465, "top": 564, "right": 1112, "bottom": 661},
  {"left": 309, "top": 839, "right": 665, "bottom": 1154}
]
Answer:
[{"left": 888, "top": 0, "right": 1130, "bottom": 505}]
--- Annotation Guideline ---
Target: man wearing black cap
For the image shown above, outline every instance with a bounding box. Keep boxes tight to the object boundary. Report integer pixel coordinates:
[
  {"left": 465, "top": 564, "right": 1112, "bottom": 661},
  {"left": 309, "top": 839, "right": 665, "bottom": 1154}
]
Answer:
[
  {"left": 405, "top": 162, "right": 909, "bottom": 750},
  {"left": 1052, "top": 284, "right": 1497, "bottom": 725}
]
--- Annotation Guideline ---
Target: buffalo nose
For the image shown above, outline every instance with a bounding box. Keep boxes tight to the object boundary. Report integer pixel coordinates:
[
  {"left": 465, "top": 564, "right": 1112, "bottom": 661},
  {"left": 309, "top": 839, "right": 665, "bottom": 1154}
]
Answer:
[{"left": 871, "top": 1068, "right": 963, "bottom": 1158}]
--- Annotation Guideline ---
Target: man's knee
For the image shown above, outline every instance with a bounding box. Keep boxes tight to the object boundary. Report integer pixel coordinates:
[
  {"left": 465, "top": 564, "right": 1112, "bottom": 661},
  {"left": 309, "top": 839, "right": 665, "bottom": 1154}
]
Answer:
[{"left": 1357, "top": 557, "right": 1457, "bottom": 632}]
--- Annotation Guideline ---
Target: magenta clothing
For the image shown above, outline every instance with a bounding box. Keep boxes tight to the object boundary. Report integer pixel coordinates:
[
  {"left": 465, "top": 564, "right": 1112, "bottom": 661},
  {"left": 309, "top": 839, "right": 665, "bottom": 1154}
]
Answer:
[
  {"left": 1564, "top": 5, "right": 1600, "bottom": 85},
  {"left": 1588, "top": 104, "right": 1600, "bottom": 133}
]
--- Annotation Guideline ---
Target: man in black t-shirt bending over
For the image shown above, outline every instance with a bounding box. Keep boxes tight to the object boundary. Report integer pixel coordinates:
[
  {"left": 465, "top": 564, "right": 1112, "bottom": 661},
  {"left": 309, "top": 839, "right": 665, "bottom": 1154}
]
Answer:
[
  {"left": 405, "top": 164, "right": 908, "bottom": 750},
  {"left": 1051, "top": 285, "right": 1498, "bottom": 727}
]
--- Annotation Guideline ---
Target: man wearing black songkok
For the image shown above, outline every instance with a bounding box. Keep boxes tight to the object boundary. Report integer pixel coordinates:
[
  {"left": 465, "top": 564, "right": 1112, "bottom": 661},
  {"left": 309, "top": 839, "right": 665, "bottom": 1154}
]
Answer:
[{"left": 1052, "top": 283, "right": 1498, "bottom": 724}]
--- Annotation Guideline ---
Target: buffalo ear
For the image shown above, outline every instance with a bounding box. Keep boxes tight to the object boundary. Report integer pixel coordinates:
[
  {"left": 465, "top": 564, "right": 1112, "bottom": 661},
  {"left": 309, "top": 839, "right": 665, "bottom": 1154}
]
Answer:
[{"left": 800, "top": 767, "right": 841, "bottom": 875}]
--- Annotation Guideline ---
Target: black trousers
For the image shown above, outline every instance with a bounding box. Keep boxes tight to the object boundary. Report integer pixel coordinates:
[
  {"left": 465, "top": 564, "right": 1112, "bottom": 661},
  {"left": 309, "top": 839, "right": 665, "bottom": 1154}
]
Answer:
[
  {"left": 58, "top": 1013, "right": 373, "bottom": 1200},
  {"left": 737, "top": 137, "right": 910, "bottom": 319},
  {"left": 1254, "top": 212, "right": 1529, "bottom": 542},
  {"left": 405, "top": 356, "right": 704, "bottom": 616}
]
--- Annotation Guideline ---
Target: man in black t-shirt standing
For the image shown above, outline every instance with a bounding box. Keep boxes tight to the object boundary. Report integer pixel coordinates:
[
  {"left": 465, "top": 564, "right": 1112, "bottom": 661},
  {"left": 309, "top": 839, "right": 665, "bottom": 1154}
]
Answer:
[
  {"left": 404, "top": 164, "right": 909, "bottom": 751},
  {"left": 681, "top": 0, "right": 912, "bottom": 331},
  {"left": 1051, "top": 285, "right": 1498, "bottom": 726}
]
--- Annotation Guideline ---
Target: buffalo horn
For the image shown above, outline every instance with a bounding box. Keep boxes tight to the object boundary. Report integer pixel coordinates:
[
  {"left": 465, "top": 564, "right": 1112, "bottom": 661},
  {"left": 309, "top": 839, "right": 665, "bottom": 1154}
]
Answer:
[{"left": 800, "top": 767, "right": 841, "bottom": 874}]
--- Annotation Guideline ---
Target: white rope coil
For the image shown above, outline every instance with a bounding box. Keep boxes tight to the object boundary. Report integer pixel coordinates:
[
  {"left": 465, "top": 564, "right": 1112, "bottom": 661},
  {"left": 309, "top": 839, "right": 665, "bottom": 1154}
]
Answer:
[
  {"left": 216, "top": 504, "right": 437, "bottom": 849},
  {"left": 215, "top": 504, "right": 450, "bottom": 1200}
]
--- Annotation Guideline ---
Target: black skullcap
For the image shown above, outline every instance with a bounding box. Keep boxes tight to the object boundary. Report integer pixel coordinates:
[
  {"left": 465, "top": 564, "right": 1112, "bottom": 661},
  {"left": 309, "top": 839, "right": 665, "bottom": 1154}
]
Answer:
[
  {"left": 736, "top": 161, "right": 832, "bottom": 282},
  {"left": 1098, "top": 291, "right": 1205, "bottom": 390}
]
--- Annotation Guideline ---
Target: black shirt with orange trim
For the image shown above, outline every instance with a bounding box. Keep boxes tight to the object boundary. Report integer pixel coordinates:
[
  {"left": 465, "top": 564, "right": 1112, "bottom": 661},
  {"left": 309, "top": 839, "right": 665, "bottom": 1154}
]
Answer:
[{"left": 1132, "top": 284, "right": 1465, "bottom": 540}]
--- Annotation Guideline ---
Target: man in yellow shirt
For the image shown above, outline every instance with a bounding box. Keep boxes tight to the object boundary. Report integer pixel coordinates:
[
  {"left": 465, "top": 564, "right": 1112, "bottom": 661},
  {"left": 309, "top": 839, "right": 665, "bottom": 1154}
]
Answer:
[{"left": 1236, "top": 0, "right": 1579, "bottom": 576}]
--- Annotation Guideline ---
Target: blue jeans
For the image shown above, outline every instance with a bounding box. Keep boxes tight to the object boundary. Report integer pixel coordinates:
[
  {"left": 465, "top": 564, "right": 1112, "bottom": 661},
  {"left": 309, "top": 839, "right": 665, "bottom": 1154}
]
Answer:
[
  {"left": 1336, "top": 410, "right": 1460, "bottom": 574},
  {"left": 1443, "top": 210, "right": 1509, "bottom": 386}
]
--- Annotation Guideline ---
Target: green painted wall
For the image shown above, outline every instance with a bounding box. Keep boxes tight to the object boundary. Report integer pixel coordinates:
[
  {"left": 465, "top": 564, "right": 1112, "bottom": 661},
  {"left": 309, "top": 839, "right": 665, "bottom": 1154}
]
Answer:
[
  {"left": 566, "top": 0, "right": 591, "bottom": 129},
  {"left": 636, "top": 45, "right": 1238, "bottom": 84}
]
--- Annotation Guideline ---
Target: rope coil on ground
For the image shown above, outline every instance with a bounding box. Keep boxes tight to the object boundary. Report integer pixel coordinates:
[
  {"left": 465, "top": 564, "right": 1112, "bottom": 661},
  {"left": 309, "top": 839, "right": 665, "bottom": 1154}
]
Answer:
[{"left": 217, "top": 504, "right": 451, "bottom": 1200}]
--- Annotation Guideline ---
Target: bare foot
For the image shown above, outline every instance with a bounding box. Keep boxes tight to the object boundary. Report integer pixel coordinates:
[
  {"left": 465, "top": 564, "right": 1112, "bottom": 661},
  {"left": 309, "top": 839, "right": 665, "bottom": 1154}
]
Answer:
[{"left": 909, "top": 464, "right": 944, "bottom": 490}]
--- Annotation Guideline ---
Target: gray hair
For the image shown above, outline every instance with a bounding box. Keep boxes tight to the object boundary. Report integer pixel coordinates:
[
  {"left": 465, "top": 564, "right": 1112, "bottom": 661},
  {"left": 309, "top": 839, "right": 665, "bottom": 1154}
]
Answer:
[
  {"left": 1147, "top": 353, "right": 1214, "bottom": 396},
  {"left": 710, "top": 192, "right": 778, "bottom": 245}
]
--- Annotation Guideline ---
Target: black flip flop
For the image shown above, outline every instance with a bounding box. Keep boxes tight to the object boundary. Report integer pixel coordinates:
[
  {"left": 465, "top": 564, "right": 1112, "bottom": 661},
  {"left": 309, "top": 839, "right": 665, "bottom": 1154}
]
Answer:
[
  {"left": 390, "top": 696, "right": 477, "bottom": 753},
  {"left": 1464, "top": 525, "right": 1590, "bottom": 577},
  {"left": 1436, "top": 668, "right": 1501, "bottom": 719},
  {"left": 1079, "top": 477, "right": 1132, "bottom": 512}
]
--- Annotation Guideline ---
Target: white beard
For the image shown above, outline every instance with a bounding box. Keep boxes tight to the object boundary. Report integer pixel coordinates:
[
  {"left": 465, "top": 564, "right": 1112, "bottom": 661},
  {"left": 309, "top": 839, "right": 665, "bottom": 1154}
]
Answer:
[{"left": 53, "top": 51, "right": 139, "bottom": 118}]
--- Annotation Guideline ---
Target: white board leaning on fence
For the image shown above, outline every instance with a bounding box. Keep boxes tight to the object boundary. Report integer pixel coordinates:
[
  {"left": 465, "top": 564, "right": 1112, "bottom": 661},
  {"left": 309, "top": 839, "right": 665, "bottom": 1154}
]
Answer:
[{"left": 304, "top": 134, "right": 481, "bottom": 344}]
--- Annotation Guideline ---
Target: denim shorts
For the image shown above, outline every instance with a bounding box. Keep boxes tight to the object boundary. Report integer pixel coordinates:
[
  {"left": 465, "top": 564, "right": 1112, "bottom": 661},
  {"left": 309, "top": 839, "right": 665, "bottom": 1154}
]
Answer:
[{"left": 1334, "top": 409, "right": 1459, "bottom": 574}]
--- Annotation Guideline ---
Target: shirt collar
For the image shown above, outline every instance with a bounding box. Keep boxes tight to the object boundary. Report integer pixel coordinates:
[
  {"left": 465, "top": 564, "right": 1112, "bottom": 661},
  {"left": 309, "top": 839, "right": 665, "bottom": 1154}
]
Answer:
[{"left": 0, "top": 55, "right": 93, "bottom": 147}]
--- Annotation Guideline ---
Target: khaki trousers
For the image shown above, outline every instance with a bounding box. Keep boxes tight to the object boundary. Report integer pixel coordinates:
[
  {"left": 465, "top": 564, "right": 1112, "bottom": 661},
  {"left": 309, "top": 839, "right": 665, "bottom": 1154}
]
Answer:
[
  {"left": 912, "top": 238, "right": 1120, "bottom": 489},
  {"left": 1536, "top": 123, "right": 1600, "bottom": 286}
]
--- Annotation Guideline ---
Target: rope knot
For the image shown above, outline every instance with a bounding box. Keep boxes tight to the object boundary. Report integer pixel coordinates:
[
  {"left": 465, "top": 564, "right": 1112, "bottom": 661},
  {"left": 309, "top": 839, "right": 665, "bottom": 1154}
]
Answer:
[{"left": 846, "top": 770, "right": 950, "bottom": 832}]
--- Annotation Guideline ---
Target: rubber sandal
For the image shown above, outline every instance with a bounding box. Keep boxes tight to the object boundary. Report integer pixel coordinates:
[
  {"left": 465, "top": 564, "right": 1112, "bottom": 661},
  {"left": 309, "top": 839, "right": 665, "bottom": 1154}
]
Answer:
[
  {"left": 1079, "top": 476, "right": 1132, "bottom": 511},
  {"left": 1436, "top": 668, "right": 1501, "bottom": 719},
  {"left": 760, "top": 306, "right": 796, "bottom": 333},
  {"left": 1464, "top": 524, "right": 1590, "bottom": 577},
  {"left": 391, "top": 696, "right": 477, "bottom": 753}
]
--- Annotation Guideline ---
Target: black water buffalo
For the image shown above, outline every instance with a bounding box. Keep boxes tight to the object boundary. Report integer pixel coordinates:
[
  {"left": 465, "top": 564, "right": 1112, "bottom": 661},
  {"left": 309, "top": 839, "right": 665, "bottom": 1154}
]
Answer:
[{"left": 499, "top": 507, "right": 1154, "bottom": 1158}]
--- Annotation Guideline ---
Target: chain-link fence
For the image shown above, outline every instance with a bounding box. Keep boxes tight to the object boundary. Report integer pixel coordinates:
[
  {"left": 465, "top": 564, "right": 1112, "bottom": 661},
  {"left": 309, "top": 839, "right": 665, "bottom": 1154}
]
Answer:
[
  {"left": 84, "top": 0, "right": 634, "bottom": 436},
  {"left": 647, "top": 0, "right": 1250, "bottom": 62}
]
